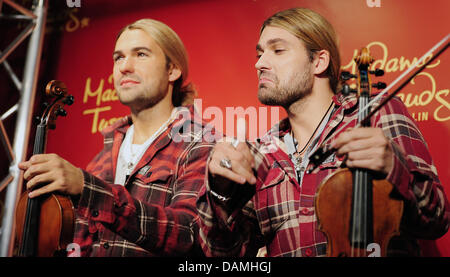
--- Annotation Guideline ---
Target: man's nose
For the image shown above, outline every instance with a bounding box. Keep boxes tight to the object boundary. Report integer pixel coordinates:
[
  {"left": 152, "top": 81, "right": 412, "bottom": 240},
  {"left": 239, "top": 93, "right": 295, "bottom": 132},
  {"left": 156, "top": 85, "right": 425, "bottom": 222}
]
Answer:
[
  {"left": 255, "top": 53, "right": 270, "bottom": 71},
  {"left": 119, "top": 57, "right": 135, "bottom": 74}
]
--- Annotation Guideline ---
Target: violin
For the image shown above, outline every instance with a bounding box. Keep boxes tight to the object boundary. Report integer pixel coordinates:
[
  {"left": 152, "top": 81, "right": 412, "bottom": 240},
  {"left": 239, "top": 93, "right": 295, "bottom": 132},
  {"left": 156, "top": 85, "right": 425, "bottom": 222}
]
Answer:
[
  {"left": 313, "top": 35, "right": 449, "bottom": 257},
  {"left": 314, "top": 47, "right": 403, "bottom": 257},
  {"left": 14, "top": 80, "right": 75, "bottom": 257}
]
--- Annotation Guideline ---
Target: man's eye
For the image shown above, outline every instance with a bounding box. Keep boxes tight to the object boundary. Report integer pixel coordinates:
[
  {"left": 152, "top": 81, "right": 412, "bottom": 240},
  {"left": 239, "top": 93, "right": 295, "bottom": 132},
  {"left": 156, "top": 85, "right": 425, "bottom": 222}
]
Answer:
[
  {"left": 137, "top": 52, "right": 148, "bottom": 57},
  {"left": 114, "top": 56, "right": 123, "bottom": 62},
  {"left": 274, "top": 49, "right": 285, "bottom": 54}
]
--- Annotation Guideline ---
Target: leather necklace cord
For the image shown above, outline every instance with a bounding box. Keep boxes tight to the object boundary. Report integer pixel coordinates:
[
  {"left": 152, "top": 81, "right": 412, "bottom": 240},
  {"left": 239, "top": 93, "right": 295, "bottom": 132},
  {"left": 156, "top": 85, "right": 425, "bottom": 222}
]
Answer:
[{"left": 291, "top": 101, "right": 334, "bottom": 156}]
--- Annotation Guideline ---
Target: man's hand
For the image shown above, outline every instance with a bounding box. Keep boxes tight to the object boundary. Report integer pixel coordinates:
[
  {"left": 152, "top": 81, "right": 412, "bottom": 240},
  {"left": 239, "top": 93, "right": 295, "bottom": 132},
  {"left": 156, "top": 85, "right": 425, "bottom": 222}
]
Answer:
[
  {"left": 208, "top": 119, "right": 256, "bottom": 196},
  {"left": 331, "top": 127, "right": 394, "bottom": 176},
  {"left": 18, "top": 153, "right": 84, "bottom": 198}
]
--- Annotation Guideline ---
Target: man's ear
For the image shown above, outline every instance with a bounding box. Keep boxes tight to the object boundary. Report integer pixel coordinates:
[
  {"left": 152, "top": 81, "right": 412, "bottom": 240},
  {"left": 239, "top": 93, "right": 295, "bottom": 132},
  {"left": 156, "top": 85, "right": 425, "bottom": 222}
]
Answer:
[
  {"left": 313, "top": 50, "right": 330, "bottom": 75},
  {"left": 168, "top": 63, "right": 182, "bottom": 82}
]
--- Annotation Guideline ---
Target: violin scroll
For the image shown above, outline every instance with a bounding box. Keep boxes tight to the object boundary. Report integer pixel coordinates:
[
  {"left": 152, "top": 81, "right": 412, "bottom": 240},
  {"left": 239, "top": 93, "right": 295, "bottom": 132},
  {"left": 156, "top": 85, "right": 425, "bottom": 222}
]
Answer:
[
  {"left": 40, "top": 80, "right": 74, "bottom": 129},
  {"left": 339, "top": 47, "right": 386, "bottom": 96},
  {"left": 354, "top": 47, "right": 374, "bottom": 68},
  {"left": 45, "top": 80, "right": 67, "bottom": 97}
]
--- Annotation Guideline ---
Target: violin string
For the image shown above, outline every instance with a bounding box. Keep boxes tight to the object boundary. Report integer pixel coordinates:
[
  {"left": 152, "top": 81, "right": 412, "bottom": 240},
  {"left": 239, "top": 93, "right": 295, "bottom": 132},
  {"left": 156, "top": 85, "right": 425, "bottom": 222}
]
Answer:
[
  {"left": 351, "top": 95, "right": 369, "bottom": 257},
  {"left": 351, "top": 170, "right": 359, "bottom": 257},
  {"left": 311, "top": 34, "right": 449, "bottom": 155},
  {"left": 361, "top": 96, "right": 367, "bottom": 256},
  {"left": 362, "top": 172, "right": 366, "bottom": 256},
  {"left": 362, "top": 96, "right": 370, "bottom": 256}
]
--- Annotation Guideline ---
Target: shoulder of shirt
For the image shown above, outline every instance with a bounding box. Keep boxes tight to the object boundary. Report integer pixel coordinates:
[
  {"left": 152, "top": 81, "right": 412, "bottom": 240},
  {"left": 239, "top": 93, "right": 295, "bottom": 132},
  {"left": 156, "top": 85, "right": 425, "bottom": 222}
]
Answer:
[
  {"left": 99, "top": 115, "right": 131, "bottom": 137},
  {"left": 171, "top": 104, "right": 215, "bottom": 137},
  {"left": 260, "top": 92, "right": 358, "bottom": 140},
  {"left": 98, "top": 104, "right": 208, "bottom": 137}
]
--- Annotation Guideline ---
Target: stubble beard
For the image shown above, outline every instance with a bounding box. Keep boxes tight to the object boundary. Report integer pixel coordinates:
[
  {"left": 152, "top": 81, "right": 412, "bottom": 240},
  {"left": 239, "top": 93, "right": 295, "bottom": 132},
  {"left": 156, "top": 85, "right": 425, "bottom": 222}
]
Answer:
[
  {"left": 117, "top": 84, "right": 168, "bottom": 113},
  {"left": 258, "top": 66, "right": 313, "bottom": 109}
]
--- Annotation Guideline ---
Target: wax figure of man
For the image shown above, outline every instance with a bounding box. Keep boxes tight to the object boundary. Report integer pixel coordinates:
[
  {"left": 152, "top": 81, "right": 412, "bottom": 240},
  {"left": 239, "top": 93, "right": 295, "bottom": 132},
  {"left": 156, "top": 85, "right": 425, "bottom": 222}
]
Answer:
[
  {"left": 19, "top": 19, "right": 213, "bottom": 256},
  {"left": 197, "top": 8, "right": 449, "bottom": 257}
]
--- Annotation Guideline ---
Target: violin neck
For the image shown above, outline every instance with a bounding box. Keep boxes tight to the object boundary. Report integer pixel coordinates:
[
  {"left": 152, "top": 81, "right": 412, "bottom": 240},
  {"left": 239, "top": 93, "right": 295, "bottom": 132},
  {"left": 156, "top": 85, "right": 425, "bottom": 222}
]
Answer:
[
  {"left": 33, "top": 124, "right": 47, "bottom": 155},
  {"left": 350, "top": 93, "right": 374, "bottom": 250},
  {"left": 19, "top": 123, "right": 47, "bottom": 257},
  {"left": 357, "top": 91, "right": 371, "bottom": 126}
]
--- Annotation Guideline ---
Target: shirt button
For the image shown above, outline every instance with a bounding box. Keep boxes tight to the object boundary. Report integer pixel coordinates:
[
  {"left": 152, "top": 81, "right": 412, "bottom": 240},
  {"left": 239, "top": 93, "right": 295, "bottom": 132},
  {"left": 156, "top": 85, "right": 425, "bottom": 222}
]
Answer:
[
  {"left": 301, "top": 208, "right": 309, "bottom": 215},
  {"left": 91, "top": 210, "right": 99, "bottom": 217},
  {"left": 103, "top": 242, "right": 110, "bottom": 249},
  {"left": 305, "top": 248, "right": 313, "bottom": 257}
]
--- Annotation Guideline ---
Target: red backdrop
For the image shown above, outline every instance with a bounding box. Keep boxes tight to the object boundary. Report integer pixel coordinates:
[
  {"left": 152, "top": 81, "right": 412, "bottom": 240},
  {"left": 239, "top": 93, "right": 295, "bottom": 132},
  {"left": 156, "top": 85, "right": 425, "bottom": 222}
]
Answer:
[{"left": 43, "top": 0, "right": 450, "bottom": 256}]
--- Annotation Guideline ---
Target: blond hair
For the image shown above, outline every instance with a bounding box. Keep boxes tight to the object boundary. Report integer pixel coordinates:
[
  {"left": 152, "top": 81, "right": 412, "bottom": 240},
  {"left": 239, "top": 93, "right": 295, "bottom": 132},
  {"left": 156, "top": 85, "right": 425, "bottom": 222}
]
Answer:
[
  {"left": 117, "top": 19, "right": 196, "bottom": 106},
  {"left": 261, "top": 8, "right": 341, "bottom": 93}
]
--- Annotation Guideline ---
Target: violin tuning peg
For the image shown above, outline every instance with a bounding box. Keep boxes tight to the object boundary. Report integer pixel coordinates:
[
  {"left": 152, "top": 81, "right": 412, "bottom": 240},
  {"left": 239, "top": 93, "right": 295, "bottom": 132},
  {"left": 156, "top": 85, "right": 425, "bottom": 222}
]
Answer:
[
  {"left": 341, "top": 83, "right": 357, "bottom": 96},
  {"left": 370, "top": 69, "right": 384, "bottom": 76},
  {"left": 42, "top": 102, "right": 49, "bottom": 109},
  {"left": 340, "top": 71, "right": 357, "bottom": 81},
  {"left": 63, "top": 95, "right": 74, "bottom": 106},
  {"left": 34, "top": 116, "right": 41, "bottom": 123},
  {"left": 56, "top": 108, "right": 67, "bottom": 117},
  {"left": 372, "top": 82, "right": 387, "bottom": 90}
]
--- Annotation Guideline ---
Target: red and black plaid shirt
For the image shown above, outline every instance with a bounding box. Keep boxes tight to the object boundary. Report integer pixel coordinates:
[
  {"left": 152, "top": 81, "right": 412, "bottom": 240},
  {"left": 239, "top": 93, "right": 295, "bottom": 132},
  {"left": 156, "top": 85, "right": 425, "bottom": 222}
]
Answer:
[
  {"left": 197, "top": 93, "right": 450, "bottom": 257},
  {"left": 72, "top": 105, "right": 214, "bottom": 256}
]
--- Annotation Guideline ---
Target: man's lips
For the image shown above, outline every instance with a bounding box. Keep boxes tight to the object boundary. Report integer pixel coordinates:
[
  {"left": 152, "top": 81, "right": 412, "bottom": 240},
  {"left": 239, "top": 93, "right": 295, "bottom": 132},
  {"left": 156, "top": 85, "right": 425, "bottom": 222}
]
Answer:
[
  {"left": 120, "top": 79, "right": 140, "bottom": 86},
  {"left": 258, "top": 77, "right": 274, "bottom": 85}
]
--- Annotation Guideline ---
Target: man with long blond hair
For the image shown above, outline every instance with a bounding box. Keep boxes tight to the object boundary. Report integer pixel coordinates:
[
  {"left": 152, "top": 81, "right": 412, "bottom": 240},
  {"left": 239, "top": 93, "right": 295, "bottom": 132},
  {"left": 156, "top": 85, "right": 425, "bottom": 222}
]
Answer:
[
  {"left": 19, "top": 19, "right": 213, "bottom": 256},
  {"left": 197, "top": 8, "right": 449, "bottom": 257}
]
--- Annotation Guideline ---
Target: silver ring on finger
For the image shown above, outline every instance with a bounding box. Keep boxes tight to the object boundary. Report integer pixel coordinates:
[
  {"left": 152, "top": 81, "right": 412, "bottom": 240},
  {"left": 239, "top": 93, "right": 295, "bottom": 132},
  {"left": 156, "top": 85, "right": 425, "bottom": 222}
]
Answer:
[{"left": 220, "top": 158, "right": 232, "bottom": 170}]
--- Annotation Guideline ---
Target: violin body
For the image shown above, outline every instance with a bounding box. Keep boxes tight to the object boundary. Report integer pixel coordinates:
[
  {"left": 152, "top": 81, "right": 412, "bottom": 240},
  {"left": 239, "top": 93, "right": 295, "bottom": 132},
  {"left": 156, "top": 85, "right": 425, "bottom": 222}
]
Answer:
[
  {"left": 15, "top": 193, "right": 74, "bottom": 257},
  {"left": 315, "top": 168, "right": 403, "bottom": 257}
]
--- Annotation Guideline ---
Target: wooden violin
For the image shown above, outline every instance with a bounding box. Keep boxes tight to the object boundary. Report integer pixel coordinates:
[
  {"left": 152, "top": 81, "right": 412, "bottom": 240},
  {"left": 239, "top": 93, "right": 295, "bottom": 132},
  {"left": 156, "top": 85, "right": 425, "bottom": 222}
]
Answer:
[
  {"left": 315, "top": 48, "right": 403, "bottom": 257},
  {"left": 14, "top": 80, "right": 75, "bottom": 257}
]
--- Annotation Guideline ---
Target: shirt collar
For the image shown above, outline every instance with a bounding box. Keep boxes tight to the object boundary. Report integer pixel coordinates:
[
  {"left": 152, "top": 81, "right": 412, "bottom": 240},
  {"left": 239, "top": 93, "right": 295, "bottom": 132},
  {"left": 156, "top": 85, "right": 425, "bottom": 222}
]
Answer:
[
  {"left": 263, "top": 92, "right": 358, "bottom": 139},
  {"left": 100, "top": 104, "right": 197, "bottom": 138}
]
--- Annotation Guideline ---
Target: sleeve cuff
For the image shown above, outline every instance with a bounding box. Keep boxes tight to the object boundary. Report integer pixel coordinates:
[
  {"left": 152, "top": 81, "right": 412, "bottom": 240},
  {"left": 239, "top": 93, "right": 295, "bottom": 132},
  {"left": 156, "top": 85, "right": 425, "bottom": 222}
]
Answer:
[{"left": 386, "top": 141, "right": 432, "bottom": 201}]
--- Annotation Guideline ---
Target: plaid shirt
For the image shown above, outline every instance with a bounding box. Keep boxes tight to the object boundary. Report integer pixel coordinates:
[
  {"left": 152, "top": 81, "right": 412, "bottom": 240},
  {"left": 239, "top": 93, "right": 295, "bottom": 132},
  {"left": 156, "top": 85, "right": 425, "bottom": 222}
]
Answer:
[
  {"left": 197, "top": 93, "right": 450, "bottom": 257},
  {"left": 72, "top": 105, "right": 214, "bottom": 257}
]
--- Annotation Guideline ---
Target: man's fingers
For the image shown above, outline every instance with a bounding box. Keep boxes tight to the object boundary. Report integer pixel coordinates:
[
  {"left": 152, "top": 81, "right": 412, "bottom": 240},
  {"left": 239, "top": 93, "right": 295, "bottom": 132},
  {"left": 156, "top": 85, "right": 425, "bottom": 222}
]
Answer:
[
  {"left": 18, "top": 161, "right": 31, "bottom": 170},
  {"left": 19, "top": 154, "right": 58, "bottom": 173},
  {"left": 237, "top": 143, "right": 255, "bottom": 168},
  {"left": 345, "top": 158, "right": 384, "bottom": 172},
  {"left": 333, "top": 128, "right": 378, "bottom": 149},
  {"left": 23, "top": 162, "right": 52, "bottom": 181},
  {"left": 210, "top": 157, "right": 256, "bottom": 185},
  {"left": 26, "top": 171, "right": 55, "bottom": 191},
  {"left": 210, "top": 160, "right": 246, "bottom": 184},
  {"left": 220, "top": 139, "right": 255, "bottom": 169},
  {"left": 209, "top": 137, "right": 257, "bottom": 186},
  {"left": 234, "top": 118, "right": 255, "bottom": 166},
  {"left": 336, "top": 137, "right": 379, "bottom": 157},
  {"left": 28, "top": 181, "right": 58, "bottom": 198},
  {"left": 227, "top": 144, "right": 255, "bottom": 170},
  {"left": 29, "top": 153, "right": 55, "bottom": 164},
  {"left": 236, "top": 117, "right": 248, "bottom": 142}
]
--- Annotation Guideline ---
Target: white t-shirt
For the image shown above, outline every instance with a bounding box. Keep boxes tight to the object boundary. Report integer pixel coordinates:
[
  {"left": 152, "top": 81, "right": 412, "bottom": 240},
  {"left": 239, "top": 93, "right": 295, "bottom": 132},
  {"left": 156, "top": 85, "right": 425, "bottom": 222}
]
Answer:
[{"left": 114, "top": 116, "right": 172, "bottom": 185}]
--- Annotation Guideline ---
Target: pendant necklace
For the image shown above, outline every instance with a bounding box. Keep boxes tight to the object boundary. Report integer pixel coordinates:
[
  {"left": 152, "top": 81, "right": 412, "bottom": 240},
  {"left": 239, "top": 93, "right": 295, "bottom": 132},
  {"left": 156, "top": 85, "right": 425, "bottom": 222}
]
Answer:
[{"left": 289, "top": 101, "right": 334, "bottom": 174}]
